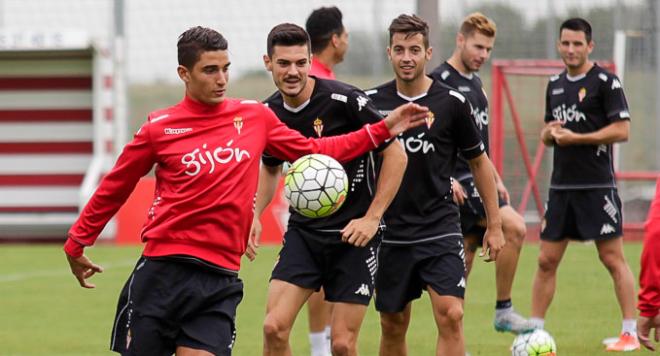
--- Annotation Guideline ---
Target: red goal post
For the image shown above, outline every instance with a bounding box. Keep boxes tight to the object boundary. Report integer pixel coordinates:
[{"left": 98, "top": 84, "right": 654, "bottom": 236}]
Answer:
[{"left": 490, "top": 59, "right": 658, "bottom": 240}]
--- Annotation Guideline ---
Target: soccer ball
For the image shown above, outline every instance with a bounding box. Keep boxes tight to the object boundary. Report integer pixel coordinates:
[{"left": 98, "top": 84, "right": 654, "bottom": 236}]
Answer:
[
  {"left": 284, "top": 154, "right": 348, "bottom": 218},
  {"left": 511, "top": 329, "right": 557, "bottom": 356}
]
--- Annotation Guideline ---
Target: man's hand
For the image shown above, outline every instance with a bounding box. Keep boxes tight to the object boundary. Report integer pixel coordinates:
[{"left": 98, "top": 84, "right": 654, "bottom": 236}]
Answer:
[
  {"left": 551, "top": 127, "right": 579, "bottom": 146},
  {"left": 66, "top": 253, "right": 103, "bottom": 288},
  {"left": 245, "top": 218, "right": 262, "bottom": 261},
  {"left": 638, "top": 314, "right": 660, "bottom": 351},
  {"left": 496, "top": 180, "right": 510, "bottom": 204},
  {"left": 383, "top": 102, "right": 430, "bottom": 137},
  {"left": 452, "top": 179, "right": 467, "bottom": 205},
  {"left": 341, "top": 215, "right": 380, "bottom": 247},
  {"left": 480, "top": 226, "right": 505, "bottom": 262}
]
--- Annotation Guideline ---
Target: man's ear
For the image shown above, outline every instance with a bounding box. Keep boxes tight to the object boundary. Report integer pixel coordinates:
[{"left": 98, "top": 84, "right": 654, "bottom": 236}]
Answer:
[
  {"left": 331, "top": 33, "right": 341, "bottom": 48},
  {"left": 177, "top": 65, "right": 190, "bottom": 83},
  {"left": 263, "top": 54, "right": 272, "bottom": 71}
]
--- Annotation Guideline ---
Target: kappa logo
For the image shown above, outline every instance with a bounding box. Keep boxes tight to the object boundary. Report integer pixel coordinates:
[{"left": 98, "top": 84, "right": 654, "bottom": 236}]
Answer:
[
  {"left": 354, "top": 284, "right": 370, "bottom": 296},
  {"left": 611, "top": 78, "right": 622, "bottom": 90},
  {"left": 600, "top": 223, "right": 616, "bottom": 235},
  {"left": 164, "top": 127, "right": 193, "bottom": 135},
  {"left": 596, "top": 144, "right": 607, "bottom": 157},
  {"left": 457, "top": 277, "right": 466, "bottom": 289},
  {"left": 356, "top": 96, "right": 369, "bottom": 112}
]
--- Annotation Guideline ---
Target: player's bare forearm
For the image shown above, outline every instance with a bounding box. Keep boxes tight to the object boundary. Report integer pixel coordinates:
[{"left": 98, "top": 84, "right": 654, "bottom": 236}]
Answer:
[
  {"left": 342, "top": 141, "right": 407, "bottom": 246},
  {"left": 469, "top": 153, "right": 504, "bottom": 261},
  {"left": 253, "top": 164, "right": 282, "bottom": 219},
  {"left": 569, "top": 120, "right": 630, "bottom": 145},
  {"left": 469, "top": 154, "right": 502, "bottom": 228},
  {"left": 366, "top": 140, "right": 407, "bottom": 220}
]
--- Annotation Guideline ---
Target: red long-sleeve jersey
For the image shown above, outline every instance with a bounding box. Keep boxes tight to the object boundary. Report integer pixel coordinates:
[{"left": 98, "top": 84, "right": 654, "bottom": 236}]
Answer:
[
  {"left": 64, "top": 95, "right": 391, "bottom": 271},
  {"left": 639, "top": 177, "right": 660, "bottom": 318}
]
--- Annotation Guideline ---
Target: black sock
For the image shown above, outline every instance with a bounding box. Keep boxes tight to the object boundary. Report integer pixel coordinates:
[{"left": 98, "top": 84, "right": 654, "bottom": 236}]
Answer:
[{"left": 496, "top": 299, "right": 512, "bottom": 310}]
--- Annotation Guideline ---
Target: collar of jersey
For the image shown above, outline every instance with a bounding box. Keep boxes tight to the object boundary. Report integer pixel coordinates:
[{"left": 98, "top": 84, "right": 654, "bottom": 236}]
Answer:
[
  {"left": 397, "top": 91, "right": 428, "bottom": 102},
  {"left": 445, "top": 61, "right": 474, "bottom": 80},
  {"left": 182, "top": 95, "right": 227, "bottom": 114},
  {"left": 282, "top": 98, "right": 311, "bottom": 113}
]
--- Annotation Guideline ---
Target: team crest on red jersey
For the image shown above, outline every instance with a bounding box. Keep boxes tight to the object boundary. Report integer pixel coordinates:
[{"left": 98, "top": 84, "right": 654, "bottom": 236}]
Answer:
[
  {"left": 233, "top": 117, "right": 243, "bottom": 134},
  {"left": 425, "top": 111, "right": 435, "bottom": 129},
  {"left": 313, "top": 118, "right": 324, "bottom": 137}
]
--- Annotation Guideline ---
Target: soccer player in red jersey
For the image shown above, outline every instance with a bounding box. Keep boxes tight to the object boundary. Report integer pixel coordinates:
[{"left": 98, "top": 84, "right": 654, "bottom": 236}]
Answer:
[
  {"left": 306, "top": 6, "right": 347, "bottom": 80},
  {"left": 63, "top": 26, "right": 428, "bottom": 356},
  {"left": 304, "top": 7, "right": 350, "bottom": 354},
  {"left": 638, "top": 177, "right": 660, "bottom": 351}
]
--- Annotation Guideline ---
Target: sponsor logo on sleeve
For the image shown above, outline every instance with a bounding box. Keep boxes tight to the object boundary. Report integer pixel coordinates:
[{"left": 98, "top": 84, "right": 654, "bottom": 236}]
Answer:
[
  {"left": 164, "top": 127, "right": 193, "bottom": 135},
  {"left": 331, "top": 93, "right": 348, "bottom": 103}
]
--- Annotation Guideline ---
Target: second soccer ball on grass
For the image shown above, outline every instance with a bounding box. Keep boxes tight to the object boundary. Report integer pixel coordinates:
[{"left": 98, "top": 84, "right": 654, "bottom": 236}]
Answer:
[{"left": 511, "top": 329, "right": 557, "bottom": 356}]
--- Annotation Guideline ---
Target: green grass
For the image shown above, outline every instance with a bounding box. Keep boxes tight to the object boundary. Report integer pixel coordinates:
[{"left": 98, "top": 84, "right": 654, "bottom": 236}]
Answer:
[{"left": 0, "top": 242, "right": 643, "bottom": 355}]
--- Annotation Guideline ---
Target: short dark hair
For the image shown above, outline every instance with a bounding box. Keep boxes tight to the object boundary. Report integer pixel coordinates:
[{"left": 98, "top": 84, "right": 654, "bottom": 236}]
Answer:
[
  {"left": 559, "top": 18, "right": 592, "bottom": 43},
  {"left": 388, "top": 14, "right": 429, "bottom": 48},
  {"left": 305, "top": 6, "right": 344, "bottom": 54},
  {"left": 177, "top": 26, "right": 228, "bottom": 69},
  {"left": 266, "top": 23, "right": 311, "bottom": 57}
]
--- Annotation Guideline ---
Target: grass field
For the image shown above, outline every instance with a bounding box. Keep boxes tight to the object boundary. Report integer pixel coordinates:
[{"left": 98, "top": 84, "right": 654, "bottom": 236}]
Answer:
[{"left": 0, "top": 242, "right": 644, "bottom": 355}]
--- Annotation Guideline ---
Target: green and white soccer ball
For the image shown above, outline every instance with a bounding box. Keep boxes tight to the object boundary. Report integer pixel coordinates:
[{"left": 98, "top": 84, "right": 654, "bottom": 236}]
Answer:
[
  {"left": 284, "top": 154, "right": 348, "bottom": 218},
  {"left": 511, "top": 329, "right": 557, "bottom": 356}
]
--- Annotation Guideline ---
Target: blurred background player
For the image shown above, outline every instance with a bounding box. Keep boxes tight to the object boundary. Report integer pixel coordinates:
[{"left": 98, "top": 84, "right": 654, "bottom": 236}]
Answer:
[
  {"left": 430, "top": 12, "right": 531, "bottom": 334},
  {"left": 637, "top": 176, "right": 660, "bottom": 351},
  {"left": 306, "top": 6, "right": 348, "bottom": 80},
  {"left": 532, "top": 17, "right": 638, "bottom": 352},
  {"left": 304, "top": 6, "right": 349, "bottom": 355},
  {"left": 367, "top": 14, "right": 504, "bottom": 356},
  {"left": 63, "top": 26, "right": 427, "bottom": 356},
  {"left": 252, "top": 23, "right": 408, "bottom": 356}
]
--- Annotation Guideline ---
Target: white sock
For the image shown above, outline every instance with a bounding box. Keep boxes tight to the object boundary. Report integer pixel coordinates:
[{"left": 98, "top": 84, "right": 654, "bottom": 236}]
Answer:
[
  {"left": 622, "top": 319, "right": 637, "bottom": 336},
  {"left": 495, "top": 306, "right": 513, "bottom": 319},
  {"left": 529, "top": 317, "right": 545, "bottom": 329},
  {"left": 309, "top": 331, "right": 330, "bottom": 356}
]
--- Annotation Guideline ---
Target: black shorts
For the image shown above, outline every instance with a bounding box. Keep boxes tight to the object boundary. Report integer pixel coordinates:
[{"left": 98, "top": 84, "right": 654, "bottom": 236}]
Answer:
[
  {"left": 375, "top": 236, "right": 466, "bottom": 313},
  {"left": 458, "top": 177, "right": 507, "bottom": 240},
  {"left": 110, "top": 256, "right": 244, "bottom": 356},
  {"left": 271, "top": 226, "right": 380, "bottom": 305},
  {"left": 541, "top": 188, "right": 623, "bottom": 242}
]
